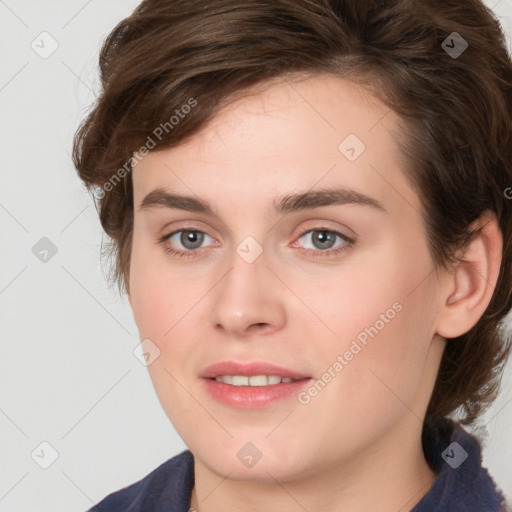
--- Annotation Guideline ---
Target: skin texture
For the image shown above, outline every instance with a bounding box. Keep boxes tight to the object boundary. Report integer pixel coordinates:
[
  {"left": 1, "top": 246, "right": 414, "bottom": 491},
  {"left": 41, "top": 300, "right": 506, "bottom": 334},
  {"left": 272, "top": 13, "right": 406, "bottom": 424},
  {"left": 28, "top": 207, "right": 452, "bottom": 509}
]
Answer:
[{"left": 127, "top": 74, "right": 502, "bottom": 512}]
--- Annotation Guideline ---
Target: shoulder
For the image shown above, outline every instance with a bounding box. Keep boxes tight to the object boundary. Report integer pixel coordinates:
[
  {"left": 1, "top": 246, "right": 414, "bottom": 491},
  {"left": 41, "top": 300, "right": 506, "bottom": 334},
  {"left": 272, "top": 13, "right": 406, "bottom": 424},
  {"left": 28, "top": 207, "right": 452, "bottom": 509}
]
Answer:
[{"left": 87, "top": 449, "right": 194, "bottom": 512}]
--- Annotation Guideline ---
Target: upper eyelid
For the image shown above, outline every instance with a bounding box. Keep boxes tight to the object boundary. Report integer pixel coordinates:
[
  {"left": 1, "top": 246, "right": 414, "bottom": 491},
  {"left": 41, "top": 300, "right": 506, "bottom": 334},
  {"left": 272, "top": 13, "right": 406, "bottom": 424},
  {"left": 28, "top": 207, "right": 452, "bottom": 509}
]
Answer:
[{"left": 161, "top": 217, "right": 353, "bottom": 236}]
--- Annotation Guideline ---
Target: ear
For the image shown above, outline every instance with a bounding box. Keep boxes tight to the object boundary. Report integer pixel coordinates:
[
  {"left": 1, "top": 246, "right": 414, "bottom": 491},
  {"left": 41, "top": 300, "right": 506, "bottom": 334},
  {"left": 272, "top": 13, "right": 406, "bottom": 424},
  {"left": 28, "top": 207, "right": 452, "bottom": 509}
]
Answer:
[{"left": 435, "top": 210, "right": 503, "bottom": 339}]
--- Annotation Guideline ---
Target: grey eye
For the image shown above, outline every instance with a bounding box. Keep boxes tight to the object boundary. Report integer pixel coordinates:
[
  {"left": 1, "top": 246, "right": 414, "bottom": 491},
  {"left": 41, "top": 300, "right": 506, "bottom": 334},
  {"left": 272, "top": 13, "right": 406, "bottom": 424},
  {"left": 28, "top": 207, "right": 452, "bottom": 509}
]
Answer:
[
  {"left": 298, "top": 230, "right": 343, "bottom": 251},
  {"left": 178, "top": 230, "right": 205, "bottom": 250}
]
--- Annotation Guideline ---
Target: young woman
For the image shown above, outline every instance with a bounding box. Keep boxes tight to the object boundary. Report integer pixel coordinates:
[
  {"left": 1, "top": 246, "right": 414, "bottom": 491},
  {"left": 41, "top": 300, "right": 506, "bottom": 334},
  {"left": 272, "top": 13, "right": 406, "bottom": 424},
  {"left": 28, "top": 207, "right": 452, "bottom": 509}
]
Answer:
[{"left": 73, "top": 1, "right": 512, "bottom": 510}]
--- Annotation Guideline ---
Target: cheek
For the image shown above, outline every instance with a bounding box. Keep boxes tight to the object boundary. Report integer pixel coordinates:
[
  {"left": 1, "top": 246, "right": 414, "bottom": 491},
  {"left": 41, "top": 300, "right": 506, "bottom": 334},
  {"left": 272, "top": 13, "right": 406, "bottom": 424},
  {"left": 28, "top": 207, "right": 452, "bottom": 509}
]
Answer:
[
  {"left": 129, "top": 275, "right": 171, "bottom": 341},
  {"left": 292, "top": 272, "right": 438, "bottom": 456},
  {"left": 305, "top": 241, "right": 437, "bottom": 406},
  {"left": 129, "top": 234, "right": 201, "bottom": 339}
]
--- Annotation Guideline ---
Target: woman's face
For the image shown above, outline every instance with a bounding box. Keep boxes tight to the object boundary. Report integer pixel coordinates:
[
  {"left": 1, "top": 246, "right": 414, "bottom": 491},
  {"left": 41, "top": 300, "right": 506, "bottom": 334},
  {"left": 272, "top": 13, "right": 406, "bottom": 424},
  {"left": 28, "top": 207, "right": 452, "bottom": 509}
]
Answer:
[{"left": 128, "top": 74, "right": 446, "bottom": 481}]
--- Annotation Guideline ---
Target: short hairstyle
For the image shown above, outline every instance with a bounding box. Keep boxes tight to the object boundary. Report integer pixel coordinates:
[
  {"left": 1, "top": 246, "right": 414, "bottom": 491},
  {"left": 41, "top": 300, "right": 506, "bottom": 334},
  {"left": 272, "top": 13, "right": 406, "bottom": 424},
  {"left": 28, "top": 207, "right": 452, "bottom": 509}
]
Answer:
[{"left": 72, "top": 0, "right": 512, "bottom": 426}]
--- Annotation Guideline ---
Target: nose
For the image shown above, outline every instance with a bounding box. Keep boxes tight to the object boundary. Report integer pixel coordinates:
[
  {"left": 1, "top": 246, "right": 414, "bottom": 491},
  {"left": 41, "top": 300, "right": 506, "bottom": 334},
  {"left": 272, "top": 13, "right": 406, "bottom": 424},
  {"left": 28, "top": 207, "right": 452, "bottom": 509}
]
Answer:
[{"left": 210, "top": 246, "right": 286, "bottom": 338}]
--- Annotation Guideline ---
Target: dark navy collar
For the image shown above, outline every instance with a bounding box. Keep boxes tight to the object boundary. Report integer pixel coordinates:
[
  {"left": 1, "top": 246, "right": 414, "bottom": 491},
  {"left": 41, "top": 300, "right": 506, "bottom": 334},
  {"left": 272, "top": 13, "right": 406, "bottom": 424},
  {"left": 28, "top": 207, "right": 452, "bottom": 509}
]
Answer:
[{"left": 412, "top": 416, "right": 509, "bottom": 511}]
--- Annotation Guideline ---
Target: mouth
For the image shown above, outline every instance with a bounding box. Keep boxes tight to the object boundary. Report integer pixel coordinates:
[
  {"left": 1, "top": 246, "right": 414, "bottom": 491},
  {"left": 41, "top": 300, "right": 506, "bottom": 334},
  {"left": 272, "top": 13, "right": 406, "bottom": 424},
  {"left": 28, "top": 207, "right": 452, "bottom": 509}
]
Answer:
[{"left": 199, "top": 361, "right": 313, "bottom": 409}]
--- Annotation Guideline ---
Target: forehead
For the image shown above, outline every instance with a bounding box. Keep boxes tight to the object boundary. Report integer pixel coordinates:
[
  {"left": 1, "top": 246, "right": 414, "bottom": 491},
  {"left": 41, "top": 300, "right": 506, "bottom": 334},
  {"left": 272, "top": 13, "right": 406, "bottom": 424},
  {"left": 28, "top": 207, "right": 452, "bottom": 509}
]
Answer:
[{"left": 131, "top": 74, "right": 418, "bottom": 217}]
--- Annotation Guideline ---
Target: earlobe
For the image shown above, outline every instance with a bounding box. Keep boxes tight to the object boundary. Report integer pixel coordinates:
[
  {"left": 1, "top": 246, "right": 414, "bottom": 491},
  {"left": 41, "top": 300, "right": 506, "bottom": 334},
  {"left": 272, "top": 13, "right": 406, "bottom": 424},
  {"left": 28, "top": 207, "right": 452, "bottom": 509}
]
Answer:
[{"left": 436, "top": 211, "right": 502, "bottom": 339}]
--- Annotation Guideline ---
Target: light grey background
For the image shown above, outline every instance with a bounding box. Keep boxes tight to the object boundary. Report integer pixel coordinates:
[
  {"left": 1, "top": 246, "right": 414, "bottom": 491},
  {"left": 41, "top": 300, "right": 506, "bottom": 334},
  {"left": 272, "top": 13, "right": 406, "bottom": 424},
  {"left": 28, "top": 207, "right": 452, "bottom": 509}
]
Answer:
[{"left": 0, "top": 1, "right": 511, "bottom": 511}]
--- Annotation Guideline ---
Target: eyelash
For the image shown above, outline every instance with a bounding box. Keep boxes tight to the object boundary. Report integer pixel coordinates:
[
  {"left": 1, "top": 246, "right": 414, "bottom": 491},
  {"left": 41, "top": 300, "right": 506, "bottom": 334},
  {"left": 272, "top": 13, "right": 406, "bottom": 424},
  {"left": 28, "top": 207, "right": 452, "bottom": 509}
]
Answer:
[{"left": 157, "top": 227, "right": 355, "bottom": 259}]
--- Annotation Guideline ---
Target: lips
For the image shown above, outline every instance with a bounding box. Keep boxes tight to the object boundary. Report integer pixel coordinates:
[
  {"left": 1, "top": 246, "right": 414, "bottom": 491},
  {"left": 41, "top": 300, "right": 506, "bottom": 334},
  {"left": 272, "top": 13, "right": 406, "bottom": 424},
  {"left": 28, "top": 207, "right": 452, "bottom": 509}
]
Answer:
[
  {"left": 200, "top": 362, "right": 313, "bottom": 409},
  {"left": 200, "top": 361, "right": 311, "bottom": 380}
]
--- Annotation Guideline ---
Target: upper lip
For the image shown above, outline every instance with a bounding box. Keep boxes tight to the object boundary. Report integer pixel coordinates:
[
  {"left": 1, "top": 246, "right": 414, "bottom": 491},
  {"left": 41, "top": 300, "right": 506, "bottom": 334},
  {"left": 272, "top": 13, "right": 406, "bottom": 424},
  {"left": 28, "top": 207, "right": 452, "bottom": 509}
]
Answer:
[{"left": 200, "top": 361, "right": 311, "bottom": 380}]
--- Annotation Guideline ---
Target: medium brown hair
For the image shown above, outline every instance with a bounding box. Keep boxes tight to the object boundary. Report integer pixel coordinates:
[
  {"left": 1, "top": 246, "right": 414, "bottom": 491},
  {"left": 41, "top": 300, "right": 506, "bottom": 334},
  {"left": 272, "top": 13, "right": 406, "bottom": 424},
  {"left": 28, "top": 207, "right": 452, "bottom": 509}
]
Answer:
[{"left": 72, "top": 0, "right": 512, "bottom": 426}]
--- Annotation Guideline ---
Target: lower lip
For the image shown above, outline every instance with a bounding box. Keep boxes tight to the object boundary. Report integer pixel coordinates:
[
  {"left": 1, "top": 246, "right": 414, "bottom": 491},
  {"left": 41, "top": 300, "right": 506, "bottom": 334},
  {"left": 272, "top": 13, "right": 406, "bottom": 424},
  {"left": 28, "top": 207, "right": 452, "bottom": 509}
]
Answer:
[{"left": 201, "top": 378, "right": 313, "bottom": 409}]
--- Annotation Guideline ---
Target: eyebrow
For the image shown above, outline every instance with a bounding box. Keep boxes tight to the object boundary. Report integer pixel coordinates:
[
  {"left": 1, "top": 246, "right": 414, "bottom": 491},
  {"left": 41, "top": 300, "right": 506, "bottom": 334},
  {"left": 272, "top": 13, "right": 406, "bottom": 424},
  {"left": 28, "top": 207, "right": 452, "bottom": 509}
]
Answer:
[{"left": 138, "top": 187, "right": 386, "bottom": 216}]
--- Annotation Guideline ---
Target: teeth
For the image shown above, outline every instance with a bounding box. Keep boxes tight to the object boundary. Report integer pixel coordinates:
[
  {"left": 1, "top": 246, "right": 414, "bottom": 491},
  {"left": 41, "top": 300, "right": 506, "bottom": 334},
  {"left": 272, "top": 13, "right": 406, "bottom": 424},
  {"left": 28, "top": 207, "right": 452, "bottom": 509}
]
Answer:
[
  {"left": 233, "top": 376, "right": 249, "bottom": 386},
  {"left": 267, "top": 375, "right": 282, "bottom": 385},
  {"left": 214, "top": 375, "right": 299, "bottom": 386}
]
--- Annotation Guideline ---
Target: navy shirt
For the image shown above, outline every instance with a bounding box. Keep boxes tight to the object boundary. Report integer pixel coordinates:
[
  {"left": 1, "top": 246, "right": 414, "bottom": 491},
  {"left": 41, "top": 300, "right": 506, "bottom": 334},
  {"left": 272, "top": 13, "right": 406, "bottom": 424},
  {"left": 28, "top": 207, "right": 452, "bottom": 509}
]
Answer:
[{"left": 88, "top": 416, "right": 510, "bottom": 511}]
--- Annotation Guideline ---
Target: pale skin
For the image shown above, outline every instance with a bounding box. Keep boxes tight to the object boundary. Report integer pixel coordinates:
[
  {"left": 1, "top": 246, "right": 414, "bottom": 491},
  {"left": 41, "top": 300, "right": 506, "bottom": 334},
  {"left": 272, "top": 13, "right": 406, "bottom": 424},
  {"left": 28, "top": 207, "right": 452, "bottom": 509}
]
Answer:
[{"left": 127, "top": 74, "right": 502, "bottom": 512}]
